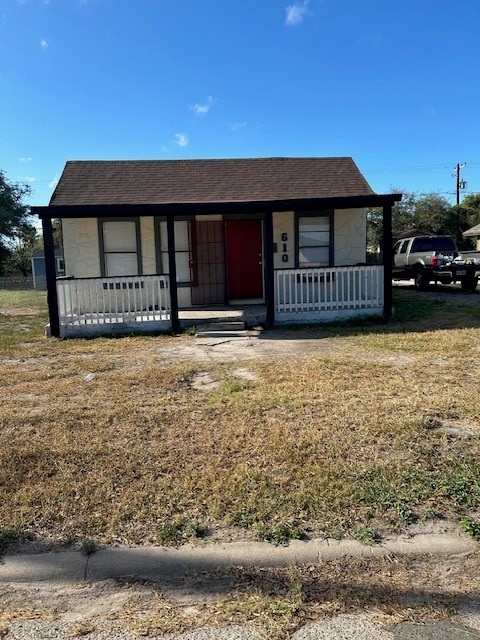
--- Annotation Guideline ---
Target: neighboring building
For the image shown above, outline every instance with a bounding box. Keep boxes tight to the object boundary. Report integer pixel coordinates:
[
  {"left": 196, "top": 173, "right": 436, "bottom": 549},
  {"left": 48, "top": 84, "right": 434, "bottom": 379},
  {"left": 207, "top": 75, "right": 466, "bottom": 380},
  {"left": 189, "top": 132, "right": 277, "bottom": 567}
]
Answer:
[
  {"left": 32, "top": 157, "right": 401, "bottom": 338},
  {"left": 463, "top": 223, "right": 480, "bottom": 250},
  {"left": 31, "top": 249, "right": 65, "bottom": 289}
]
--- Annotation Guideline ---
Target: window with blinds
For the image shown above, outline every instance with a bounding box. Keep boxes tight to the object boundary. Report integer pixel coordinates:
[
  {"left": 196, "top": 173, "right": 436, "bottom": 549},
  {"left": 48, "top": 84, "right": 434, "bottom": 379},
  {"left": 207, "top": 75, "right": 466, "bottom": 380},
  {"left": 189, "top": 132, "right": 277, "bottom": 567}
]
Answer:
[
  {"left": 102, "top": 220, "right": 140, "bottom": 276},
  {"left": 297, "top": 214, "right": 331, "bottom": 267}
]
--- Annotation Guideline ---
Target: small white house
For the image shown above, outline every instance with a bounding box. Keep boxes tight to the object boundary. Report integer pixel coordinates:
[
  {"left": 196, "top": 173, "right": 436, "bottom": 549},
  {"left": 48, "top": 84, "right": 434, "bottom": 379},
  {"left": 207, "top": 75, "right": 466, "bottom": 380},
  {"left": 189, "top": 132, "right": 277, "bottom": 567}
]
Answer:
[{"left": 32, "top": 157, "right": 401, "bottom": 338}]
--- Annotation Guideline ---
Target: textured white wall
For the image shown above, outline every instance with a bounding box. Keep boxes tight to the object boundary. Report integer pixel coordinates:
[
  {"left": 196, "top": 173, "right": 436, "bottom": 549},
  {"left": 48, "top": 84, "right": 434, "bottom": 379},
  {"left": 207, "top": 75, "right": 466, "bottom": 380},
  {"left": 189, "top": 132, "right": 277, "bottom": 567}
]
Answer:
[
  {"left": 140, "top": 217, "right": 157, "bottom": 275},
  {"left": 62, "top": 218, "right": 101, "bottom": 278},
  {"left": 63, "top": 217, "right": 158, "bottom": 277},
  {"left": 272, "top": 209, "right": 366, "bottom": 269},
  {"left": 273, "top": 211, "right": 295, "bottom": 269},
  {"left": 62, "top": 209, "right": 366, "bottom": 287},
  {"left": 334, "top": 208, "right": 366, "bottom": 266}
]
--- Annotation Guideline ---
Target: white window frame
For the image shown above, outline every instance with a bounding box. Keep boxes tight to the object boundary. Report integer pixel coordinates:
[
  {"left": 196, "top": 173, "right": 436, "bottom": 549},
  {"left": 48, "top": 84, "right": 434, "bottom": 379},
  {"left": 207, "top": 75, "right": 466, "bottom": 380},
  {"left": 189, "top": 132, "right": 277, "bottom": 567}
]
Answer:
[
  {"left": 99, "top": 218, "right": 142, "bottom": 277},
  {"left": 295, "top": 211, "right": 333, "bottom": 268}
]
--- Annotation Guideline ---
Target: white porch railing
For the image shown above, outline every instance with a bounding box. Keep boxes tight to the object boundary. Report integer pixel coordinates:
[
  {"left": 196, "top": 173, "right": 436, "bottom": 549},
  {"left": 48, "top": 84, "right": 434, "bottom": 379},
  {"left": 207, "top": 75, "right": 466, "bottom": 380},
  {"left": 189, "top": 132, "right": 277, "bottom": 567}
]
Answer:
[
  {"left": 57, "top": 275, "right": 171, "bottom": 327},
  {"left": 275, "top": 266, "right": 384, "bottom": 315}
]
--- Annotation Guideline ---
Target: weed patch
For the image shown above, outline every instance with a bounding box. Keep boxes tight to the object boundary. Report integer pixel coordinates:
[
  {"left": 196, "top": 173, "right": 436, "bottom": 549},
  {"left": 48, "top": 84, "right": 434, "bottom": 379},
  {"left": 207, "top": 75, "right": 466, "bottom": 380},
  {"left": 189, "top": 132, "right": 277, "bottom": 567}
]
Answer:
[
  {"left": 255, "top": 521, "right": 304, "bottom": 546},
  {"left": 157, "top": 519, "right": 206, "bottom": 545},
  {"left": 459, "top": 516, "right": 480, "bottom": 541}
]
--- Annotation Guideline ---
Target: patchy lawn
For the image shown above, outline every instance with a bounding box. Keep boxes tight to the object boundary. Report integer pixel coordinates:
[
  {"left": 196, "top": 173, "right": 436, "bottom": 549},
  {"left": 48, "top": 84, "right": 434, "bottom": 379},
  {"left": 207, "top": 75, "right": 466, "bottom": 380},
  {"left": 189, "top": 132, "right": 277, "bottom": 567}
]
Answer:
[{"left": 0, "top": 287, "right": 479, "bottom": 551}]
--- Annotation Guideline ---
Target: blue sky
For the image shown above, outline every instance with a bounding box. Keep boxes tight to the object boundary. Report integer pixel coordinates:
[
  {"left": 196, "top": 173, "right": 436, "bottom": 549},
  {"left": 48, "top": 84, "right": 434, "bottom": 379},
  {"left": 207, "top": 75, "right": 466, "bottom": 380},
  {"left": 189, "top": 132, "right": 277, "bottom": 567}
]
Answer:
[{"left": 2, "top": 0, "right": 480, "bottom": 208}]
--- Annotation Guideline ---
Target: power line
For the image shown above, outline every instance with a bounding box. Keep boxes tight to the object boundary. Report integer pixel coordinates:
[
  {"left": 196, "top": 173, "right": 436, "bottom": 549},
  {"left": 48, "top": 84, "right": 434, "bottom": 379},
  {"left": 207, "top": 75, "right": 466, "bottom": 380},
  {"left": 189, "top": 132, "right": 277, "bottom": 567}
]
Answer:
[{"left": 368, "top": 161, "right": 480, "bottom": 174}]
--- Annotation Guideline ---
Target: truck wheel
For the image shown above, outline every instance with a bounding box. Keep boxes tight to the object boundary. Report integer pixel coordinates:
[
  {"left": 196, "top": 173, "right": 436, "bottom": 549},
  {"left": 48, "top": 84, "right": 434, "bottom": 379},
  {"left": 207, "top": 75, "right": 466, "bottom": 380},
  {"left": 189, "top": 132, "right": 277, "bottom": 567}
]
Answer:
[
  {"left": 414, "top": 269, "right": 429, "bottom": 291},
  {"left": 461, "top": 277, "right": 478, "bottom": 292}
]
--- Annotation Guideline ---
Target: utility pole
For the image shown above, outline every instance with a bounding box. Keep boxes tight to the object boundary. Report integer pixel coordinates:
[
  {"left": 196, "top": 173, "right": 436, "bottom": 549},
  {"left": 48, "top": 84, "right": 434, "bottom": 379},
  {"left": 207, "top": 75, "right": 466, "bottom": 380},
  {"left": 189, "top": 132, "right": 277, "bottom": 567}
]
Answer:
[
  {"left": 452, "top": 162, "right": 467, "bottom": 248},
  {"left": 453, "top": 162, "right": 467, "bottom": 205}
]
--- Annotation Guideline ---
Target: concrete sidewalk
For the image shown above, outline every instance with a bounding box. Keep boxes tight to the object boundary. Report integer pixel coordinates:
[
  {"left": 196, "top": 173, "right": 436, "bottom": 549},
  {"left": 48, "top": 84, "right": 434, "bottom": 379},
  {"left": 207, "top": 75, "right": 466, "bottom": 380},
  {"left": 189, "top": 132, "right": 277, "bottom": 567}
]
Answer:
[
  {"left": 1, "top": 533, "right": 479, "bottom": 640},
  {"left": 1, "top": 532, "right": 476, "bottom": 585}
]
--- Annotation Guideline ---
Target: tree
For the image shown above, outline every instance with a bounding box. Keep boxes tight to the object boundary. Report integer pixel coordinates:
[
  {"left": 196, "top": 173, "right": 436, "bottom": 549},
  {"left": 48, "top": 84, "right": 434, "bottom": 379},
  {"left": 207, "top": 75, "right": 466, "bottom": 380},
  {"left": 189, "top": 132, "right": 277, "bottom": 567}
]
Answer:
[
  {"left": 35, "top": 218, "right": 63, "bottom": 250},
  {"left": 3, "top": 225, "right": 39, "bottom": 277},
  {"left": 415, "top": 193, "right": 452, "bottom": 235},
  {"left": 0, "top": 170, "right": 33, "bottom": 274},
  {"left": 366, "top": 190, "right": 470, "bottom": 250},
  {"left": 367, "top": 191, "right": 417, "bottom": 250},
  {"left": 453, "top": 193, "right": 480, "bottom": 250},
  {"left": 0, "top": 170, "right": 32, "bottom": 241}
]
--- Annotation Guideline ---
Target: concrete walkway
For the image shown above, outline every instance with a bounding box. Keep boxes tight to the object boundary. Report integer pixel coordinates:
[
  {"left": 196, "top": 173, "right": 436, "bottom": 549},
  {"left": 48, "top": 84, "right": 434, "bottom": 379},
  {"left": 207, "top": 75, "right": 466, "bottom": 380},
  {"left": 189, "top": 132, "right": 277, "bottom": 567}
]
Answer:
[
  {"left": 1, "top": 533, "right": 476, "bottom": 585},
  {"left": 1, "top": 534, "right": 479, "bottom": 640}
]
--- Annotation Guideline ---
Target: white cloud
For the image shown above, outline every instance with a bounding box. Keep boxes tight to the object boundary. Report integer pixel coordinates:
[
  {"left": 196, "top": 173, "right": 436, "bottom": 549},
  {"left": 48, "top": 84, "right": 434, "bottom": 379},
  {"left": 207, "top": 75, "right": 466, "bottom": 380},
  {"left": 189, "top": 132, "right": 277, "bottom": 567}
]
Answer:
[
  {"left": 25, "top": 176, "right": 36, "bottom": 183},
  {"left": 172, "top": 133, "right": 189, "bottom": 147},
  {"left": 48, "top": 174, "right": 59, "bottom": 189},
  {"left": 285, "top": 1, "right": 309, "bottom": 26},
  {"left": 190, "top": 96, "right": 215, "bottom": 118},
  {"left": 19, "top": 156, "right": 33, "bottom": 162},
  {"left": 40, "top": 38, "right": 48, "bottom": 50},
  {"left": 229, "top": 121, "right": 247, "bottom": 131}
]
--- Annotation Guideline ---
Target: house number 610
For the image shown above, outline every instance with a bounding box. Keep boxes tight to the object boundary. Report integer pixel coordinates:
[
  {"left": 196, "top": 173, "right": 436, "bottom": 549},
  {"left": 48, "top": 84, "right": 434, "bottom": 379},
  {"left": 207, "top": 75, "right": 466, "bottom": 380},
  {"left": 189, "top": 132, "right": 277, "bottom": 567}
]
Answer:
[{"left": 281, "top": 232, "right": 289, "bottom": 263}]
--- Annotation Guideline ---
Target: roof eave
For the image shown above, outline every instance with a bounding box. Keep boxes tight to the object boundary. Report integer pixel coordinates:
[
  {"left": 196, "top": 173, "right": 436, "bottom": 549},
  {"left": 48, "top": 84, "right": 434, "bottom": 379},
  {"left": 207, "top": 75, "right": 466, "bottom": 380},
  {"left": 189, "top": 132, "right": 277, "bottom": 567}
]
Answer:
[
  {"left": 33, "top": 193, "right": 402, "bottom": 219},
  {"left": 463, "top": 225, "right": 480, "bottom": 237}
]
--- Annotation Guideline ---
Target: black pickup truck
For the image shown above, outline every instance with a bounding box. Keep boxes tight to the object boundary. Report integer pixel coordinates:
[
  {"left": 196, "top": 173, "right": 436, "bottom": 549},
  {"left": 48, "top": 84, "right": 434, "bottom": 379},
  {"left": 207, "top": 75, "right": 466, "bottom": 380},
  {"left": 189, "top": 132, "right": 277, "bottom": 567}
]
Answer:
[{"left": 392, "top": 235, "right": 479, "bottom": 291}]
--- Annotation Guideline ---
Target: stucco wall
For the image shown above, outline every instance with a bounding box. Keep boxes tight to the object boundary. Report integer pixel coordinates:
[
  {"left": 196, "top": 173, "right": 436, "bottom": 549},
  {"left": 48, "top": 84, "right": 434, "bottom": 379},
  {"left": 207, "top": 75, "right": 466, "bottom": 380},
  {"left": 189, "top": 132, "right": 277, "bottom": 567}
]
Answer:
[
  {"left": 272, "top": 209, "right": 366, "bottom": 269},
  {"left": 62, "top": 218, "right": 101, "bottom": 278},
  {"left": 334, "top": 208, "right": 366, "bottom": 265},
  {"left": 140, "top": 216, "right": 157, "bottom": 275},
  {"left": 273, "top": 211, "right": 295, "bottom": 269},
  {"left": 62, "top": 217, "right": 157, "bottom": 278},
  {"left": 62, "top": 209, "right": 366, "bottom": 283}
]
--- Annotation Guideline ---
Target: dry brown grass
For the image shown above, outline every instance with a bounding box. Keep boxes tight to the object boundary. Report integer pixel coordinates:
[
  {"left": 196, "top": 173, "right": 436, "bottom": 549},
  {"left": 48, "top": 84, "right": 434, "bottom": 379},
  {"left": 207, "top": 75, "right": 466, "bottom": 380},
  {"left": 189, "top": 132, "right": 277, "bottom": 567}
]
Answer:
[
  {"left": 124, "top": 552, "right": 480, "bottom": 639},
  {"left": 0, "top": 604, "right": 57, "bottom": 624},
  {"left": 1, "top": 288, "right": 480, "bottom": 550}
]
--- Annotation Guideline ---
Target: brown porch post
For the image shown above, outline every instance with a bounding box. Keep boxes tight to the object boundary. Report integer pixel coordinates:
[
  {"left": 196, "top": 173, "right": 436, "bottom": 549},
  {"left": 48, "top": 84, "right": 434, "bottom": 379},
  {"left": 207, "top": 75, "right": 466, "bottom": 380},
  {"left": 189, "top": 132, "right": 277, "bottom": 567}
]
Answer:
[
  {"left": 166, "top": 213, "right": 180, "bottom": 333},
  {"left": 382, "top": 203, "right": 393, "bottom": 318},
  {"left": 264, "top": 211, "right": 275, "bottom": 326},
  {"left": 42, "top": 215, "right": 60, "bottom": 337}
]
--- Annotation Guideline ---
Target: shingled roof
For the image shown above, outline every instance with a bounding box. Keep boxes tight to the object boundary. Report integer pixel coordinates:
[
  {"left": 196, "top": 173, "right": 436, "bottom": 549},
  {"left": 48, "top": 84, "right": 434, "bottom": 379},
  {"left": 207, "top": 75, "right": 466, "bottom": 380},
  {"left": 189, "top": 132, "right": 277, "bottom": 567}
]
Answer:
[{"left": 50, "top": 157, "right": 375, "bottom": 207}]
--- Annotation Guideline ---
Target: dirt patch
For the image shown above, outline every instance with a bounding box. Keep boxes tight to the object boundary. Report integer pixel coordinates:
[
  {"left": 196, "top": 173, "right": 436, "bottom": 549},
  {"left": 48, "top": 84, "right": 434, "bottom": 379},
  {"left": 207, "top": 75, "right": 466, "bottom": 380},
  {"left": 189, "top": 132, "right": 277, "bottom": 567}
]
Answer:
[
  {"left": 434, "top": 422, "right": 479, "bottom": 439},
  {"left": 191, "top": 371, "right": 220, "bottom": 391},
  {"left": 232, "top": 368, "right": 259, "bottom": 381},
  {"left": 0, "top": 307, "right": 42, "bottom": 316},
  {"left": 154, "top": 332, "right": 411, "bottom": 364}
]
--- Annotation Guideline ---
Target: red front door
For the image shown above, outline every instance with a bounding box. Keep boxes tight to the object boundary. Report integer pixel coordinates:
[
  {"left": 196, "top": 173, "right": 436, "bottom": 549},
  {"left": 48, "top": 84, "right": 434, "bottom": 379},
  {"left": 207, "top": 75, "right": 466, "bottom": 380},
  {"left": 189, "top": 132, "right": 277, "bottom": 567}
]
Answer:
[{"left": 225, "top": 219, "right": 263, "bottom": 300}]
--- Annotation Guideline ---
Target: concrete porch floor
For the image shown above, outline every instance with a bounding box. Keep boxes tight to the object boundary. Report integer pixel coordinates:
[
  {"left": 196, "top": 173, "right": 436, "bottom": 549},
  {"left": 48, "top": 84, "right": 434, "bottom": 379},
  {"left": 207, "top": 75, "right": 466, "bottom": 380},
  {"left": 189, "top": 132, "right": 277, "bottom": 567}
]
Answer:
[{"left": 178, "top": 304, "right": 267, "bottom": 328}]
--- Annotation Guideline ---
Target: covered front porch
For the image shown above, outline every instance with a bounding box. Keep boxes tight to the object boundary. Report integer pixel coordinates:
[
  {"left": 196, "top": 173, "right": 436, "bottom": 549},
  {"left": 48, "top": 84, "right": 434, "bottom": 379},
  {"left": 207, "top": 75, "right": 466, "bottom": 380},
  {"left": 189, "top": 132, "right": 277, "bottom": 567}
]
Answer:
[
  {"left": 53, "top": 264, "right": 384, "bottom": 337},
  {"left": 35, "top": 194, "right": 400, "bottom": 338}
]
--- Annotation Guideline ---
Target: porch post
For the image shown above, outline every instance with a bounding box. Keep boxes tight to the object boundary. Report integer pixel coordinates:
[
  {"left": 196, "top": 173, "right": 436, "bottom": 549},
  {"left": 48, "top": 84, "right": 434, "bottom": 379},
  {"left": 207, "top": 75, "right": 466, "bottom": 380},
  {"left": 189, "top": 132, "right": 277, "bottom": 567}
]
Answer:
[
  {"left": 382, "top": 203, "right": 393, "bottom": 318},
  {"left": 42, "top": 215, "right": 60, "bottom": 338},
  {"left": 166, "top": 213, "right": 180, "bottom": 333},
  {"left": 264, "top": 210, "right": 275, "bottom": 327}
]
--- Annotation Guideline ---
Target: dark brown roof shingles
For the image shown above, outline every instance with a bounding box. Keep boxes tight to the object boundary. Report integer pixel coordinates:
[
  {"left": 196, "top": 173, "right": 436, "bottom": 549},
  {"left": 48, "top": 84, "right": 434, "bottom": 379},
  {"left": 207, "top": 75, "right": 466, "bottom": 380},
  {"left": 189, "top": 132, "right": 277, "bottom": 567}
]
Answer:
[{"left": 50, "top": 157, "right": 375, "bottom": 206}]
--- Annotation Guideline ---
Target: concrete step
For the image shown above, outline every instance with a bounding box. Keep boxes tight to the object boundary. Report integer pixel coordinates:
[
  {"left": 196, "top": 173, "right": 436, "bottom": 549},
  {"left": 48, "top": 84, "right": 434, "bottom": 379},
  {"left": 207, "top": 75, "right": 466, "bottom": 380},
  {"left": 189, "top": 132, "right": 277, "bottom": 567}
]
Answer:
[{"left": 195, "top": 321, "right": 248, "bottom": 339}]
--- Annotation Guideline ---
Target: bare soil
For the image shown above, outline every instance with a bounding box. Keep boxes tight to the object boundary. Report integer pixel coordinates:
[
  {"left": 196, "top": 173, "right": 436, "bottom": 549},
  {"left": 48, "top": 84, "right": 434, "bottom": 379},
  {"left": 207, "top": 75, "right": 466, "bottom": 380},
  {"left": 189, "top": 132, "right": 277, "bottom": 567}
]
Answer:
[{"left": 1, "top": 552, "right": 479, "bottom": 639}]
